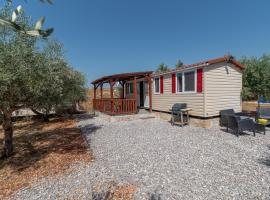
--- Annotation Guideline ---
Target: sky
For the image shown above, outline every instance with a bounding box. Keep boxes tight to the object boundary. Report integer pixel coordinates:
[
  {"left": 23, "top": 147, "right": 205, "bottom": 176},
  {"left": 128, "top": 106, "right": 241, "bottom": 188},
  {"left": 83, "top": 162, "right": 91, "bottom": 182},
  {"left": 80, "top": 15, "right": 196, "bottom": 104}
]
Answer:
[{"left": 11, "top": 0, "right": 270, "bottom": 86}]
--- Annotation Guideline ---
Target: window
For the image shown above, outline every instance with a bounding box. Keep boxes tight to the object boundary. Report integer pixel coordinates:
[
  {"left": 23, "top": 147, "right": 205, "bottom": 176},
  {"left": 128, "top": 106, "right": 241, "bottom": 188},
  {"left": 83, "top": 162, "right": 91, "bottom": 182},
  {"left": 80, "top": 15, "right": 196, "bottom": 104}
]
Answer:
[
  {"left": 176, "top": 70, "right": 196, "bottom": 93},
  {"left": 154, "top": 77, "right": 160, "bottom": 94}
]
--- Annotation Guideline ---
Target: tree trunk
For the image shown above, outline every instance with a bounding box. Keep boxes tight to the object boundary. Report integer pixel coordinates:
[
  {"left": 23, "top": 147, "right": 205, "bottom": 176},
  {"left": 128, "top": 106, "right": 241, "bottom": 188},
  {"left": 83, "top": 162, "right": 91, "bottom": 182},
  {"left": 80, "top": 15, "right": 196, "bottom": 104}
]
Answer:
[
  {"left": 42, "top": 114, "right": 49, "bottom": 122},
  {"left": 2, "top": 111, "right": 13, "bottom": 158},
  {"left": 31, "top": 108, "right": 49, "bottom": 122}
]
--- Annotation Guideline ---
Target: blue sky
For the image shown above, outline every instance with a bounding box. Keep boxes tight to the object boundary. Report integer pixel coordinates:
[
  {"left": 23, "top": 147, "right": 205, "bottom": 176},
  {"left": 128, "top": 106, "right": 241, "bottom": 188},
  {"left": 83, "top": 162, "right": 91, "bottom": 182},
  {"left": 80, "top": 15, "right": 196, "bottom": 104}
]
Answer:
[{"left": 12, "top": 0, "right": 270, "bottom": 86}]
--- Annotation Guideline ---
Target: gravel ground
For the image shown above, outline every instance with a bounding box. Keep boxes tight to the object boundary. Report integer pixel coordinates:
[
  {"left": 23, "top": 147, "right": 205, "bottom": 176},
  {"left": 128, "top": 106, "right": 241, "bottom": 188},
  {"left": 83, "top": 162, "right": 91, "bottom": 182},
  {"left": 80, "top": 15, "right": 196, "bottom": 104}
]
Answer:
[{"left": 10, "top": 114, "right": 270, "bottom": 200}]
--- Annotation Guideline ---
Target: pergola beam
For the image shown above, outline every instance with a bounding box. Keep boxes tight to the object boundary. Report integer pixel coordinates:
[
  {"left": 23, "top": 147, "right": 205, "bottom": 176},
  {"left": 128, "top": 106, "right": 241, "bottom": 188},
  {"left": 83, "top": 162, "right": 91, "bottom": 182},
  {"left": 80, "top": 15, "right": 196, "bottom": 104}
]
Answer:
[{"left": 91, "top": 71, "right": 153, "bottom": 85}]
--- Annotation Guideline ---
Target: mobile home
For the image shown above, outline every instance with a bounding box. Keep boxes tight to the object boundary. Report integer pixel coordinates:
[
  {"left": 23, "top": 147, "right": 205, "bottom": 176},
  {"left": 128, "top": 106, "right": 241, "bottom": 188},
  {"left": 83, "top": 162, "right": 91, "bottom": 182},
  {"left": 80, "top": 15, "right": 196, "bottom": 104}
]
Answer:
[{"left": 92, "top": 55, "right": 244, "bottom": 119}]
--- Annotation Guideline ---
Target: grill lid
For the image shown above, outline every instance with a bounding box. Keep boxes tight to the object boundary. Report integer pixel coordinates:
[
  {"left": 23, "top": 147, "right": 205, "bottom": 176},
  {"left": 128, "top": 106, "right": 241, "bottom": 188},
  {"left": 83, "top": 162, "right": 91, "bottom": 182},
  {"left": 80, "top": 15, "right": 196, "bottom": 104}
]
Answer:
[{"left": 172, "top": 103, "right": 187, "bottom": 111}]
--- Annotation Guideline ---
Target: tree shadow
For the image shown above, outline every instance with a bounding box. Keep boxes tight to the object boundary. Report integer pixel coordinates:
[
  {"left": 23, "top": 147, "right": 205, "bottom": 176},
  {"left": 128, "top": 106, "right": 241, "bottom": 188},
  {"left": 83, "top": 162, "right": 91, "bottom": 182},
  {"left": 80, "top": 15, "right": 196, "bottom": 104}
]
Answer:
[
  {"left": 258, "top": 145, "right": 270, "bottom": 167},
  {"left": 75, "top": 113, "right": 97, "bottom": 121},
  {"left": 149, "top": 191, "right": 162, "bottom": 200},
  {"left": 79, "top": 124, "right": 102, "bottom": 136},
  {"left": 0, "top": 117, "right": 101, "bottom": 172},
  {"left": 219, "top": 128, "right": 252, "bottom": 137}
]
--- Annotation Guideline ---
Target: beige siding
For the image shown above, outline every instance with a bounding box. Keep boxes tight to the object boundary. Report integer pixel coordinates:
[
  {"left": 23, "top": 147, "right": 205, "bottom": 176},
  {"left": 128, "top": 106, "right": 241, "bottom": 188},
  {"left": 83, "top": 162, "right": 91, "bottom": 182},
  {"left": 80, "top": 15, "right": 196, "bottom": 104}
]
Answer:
[
  {"left": 152, "top": 73, "right": 205, "bottom": 117},
  {"left": 204, "top": 62, "right": 242, "bottom": 117}
]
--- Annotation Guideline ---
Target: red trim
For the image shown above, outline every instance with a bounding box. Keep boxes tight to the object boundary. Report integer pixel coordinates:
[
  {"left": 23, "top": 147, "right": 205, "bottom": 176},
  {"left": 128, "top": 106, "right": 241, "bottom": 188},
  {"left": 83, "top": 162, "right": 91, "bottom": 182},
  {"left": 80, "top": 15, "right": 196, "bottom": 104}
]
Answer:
[
  {"left": 160, "top": 76, "right": 164, "bottom": 94},
  {"left": 172, "top": 73, "right": 176, "bottom": 93},
  {"left": 197, "top": 68, "right": 203, "bottom": 93}
]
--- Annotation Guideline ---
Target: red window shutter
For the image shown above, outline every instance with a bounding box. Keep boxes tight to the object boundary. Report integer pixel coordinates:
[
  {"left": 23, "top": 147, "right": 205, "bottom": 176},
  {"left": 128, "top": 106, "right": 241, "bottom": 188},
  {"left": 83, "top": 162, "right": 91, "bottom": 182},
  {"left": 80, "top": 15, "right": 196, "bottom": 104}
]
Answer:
[
  {"left": 197, "top": 68, "right": 203, "bottom": 93},
  {"left": 172, "top": 73, "right": 176, "bottom": 93},
  {"left": 160, "top": 76, "right": 164, "bottom": 94}
]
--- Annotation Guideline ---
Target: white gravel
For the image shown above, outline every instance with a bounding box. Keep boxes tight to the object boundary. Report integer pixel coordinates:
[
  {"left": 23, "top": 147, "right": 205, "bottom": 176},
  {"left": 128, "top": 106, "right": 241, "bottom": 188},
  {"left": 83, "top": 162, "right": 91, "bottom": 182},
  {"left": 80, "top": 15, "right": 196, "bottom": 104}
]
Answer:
[{"left": 9, "top": 114, "right": 270, "bottom": 200}]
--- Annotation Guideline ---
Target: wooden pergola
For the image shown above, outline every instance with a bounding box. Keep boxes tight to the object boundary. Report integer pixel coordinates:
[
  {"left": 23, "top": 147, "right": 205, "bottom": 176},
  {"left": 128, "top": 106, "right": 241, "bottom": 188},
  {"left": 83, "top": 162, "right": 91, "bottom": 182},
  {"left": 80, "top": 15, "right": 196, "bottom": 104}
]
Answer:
[{"left": 91, "top": 71, "right": 153, "bottom": 115}]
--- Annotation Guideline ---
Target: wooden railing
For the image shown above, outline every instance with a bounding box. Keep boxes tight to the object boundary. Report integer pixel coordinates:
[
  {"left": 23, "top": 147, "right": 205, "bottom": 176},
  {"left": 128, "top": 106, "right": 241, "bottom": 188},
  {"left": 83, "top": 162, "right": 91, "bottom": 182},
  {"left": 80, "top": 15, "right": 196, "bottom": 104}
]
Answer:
[{"left": 93, "top": 98, "right": 137, "bottom": 115}]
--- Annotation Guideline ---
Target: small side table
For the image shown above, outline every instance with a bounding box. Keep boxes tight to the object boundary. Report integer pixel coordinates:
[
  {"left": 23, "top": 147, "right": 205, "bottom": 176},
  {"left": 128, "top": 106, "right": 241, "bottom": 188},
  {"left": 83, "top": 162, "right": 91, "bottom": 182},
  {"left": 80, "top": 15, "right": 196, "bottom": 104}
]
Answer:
[{"left": 254, "top": 122, "right": 270, "bottom": 135}]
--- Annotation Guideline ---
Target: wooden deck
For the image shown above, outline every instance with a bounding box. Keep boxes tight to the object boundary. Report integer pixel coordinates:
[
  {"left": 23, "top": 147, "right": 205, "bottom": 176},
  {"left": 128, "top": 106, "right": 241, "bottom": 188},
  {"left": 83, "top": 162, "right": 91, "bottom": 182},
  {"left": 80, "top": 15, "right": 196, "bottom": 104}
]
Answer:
[{"left": 93, "top": 98, "right": 137, "bottom": 115}]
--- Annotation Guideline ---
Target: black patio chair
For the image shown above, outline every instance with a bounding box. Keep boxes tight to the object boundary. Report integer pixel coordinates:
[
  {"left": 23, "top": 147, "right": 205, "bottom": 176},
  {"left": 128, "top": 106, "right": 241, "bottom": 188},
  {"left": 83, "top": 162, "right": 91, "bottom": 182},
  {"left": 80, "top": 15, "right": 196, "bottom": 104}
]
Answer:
[
  {"left": 256, "top": 107, "right": 270, "bottom": 121},
  {"left": 220, "top": 109, "right": 248, "bottom": 130},
  {"left": 227, "top": 115, "right": 255, "bottom": 137}
]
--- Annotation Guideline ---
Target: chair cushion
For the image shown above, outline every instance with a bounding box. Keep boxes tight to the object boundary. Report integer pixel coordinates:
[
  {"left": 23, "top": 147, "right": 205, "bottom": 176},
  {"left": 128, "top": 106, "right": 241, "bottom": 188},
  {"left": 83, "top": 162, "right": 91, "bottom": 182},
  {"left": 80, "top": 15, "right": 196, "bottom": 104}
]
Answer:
[
  {"left": 240, "top": 116, "right": 249, "bottom": 120},
  {"left": 258, "top": 118, "right": 268, "bottom": 125}
]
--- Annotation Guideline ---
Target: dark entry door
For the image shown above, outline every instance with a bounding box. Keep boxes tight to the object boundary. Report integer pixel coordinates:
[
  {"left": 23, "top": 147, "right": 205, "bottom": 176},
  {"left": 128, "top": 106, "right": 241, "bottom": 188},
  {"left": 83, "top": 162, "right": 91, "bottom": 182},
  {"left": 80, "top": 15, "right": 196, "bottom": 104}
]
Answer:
[{"left": 139, "top": 82, "right": 144, "bottom": 107}]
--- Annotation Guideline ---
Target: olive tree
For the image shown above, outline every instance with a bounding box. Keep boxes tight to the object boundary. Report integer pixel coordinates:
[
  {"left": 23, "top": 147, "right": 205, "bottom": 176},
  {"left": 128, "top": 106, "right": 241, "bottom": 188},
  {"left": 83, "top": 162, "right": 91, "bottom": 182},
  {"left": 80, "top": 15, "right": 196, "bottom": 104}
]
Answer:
[
  {"left": 31, "top": 41, "right": 86, "bottom": 120},
  {"left": 0, "top": 6, "right": 86, "bottom": 157},
  {"left": 0, "top": 10, "right": 37, "bottom": 156}
]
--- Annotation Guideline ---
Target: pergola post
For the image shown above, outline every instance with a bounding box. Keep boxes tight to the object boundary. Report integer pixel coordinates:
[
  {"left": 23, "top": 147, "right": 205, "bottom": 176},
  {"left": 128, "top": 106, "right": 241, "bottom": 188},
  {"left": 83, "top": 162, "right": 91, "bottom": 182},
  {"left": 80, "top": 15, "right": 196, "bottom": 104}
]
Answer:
[
  {"left": 133, "top": 77, "right": 137, "bottom": 112},
  {"left": 93, "top": 84, "right": 97, "bottom": 112},
  {"left": 122, "top": 83, "right": 125, "bottom": 99},
  {"left": 109, "top": 80, "right": 115, "bottom": 114},
  {"left": 119, "top": 81, "right": 125, "bottom": 99},
  {"left": 94, "top": 84, "right": 97, "bottom": 99},
  {"left": 148, "top": 76, "right": 152, "bottom": 112},
  {"left": 110, "top": 81, "right": 114, "bottom": 98},
  {"left": 100, "top": 83, "right": 103, "bottom": 99}
]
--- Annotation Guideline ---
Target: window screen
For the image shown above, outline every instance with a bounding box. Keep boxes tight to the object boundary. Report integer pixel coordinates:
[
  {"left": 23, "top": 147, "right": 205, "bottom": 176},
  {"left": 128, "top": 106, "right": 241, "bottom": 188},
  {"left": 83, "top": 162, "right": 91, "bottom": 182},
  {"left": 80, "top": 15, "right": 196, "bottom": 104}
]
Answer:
[
  {"left": 184, "top": 71, "right": 195, "bottom": 92},
  {"left": 154, "top": 78, "right": 160, "bottom": 93}
]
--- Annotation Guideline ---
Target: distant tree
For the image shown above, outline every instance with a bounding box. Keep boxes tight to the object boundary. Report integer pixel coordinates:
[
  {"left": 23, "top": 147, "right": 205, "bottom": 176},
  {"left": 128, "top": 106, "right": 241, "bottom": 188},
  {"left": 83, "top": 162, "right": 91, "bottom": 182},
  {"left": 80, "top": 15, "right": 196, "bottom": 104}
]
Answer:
[
  {"left": 30, "top": 40, "right": 86, "bottom": 120},
  {"left": 156, "top": 63, "right": 170, "bottom": 72},
  {"left": 175, "top": 60, "right": 184, "bottom": 68},
  {"left": 29, "top": 40, "right": 69, "bottom": 121},
  {"left": 240, "top": 54, "right": 270, "bottom": 102}
]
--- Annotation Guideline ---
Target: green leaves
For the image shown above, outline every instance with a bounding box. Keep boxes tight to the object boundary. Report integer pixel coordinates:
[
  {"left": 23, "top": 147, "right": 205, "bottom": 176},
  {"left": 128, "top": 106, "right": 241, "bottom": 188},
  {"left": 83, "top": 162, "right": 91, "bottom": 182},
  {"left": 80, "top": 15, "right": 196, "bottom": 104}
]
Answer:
[
  {"left": 29, "top": 40, "right": 86, "bottom": 114},
  {"left": 241, "top": 54, "right": 270, "bottom": 100},
  {"left": 175, "top": 60, "right": 184, "bottom": 68},
  {"left": 156, "top": 63, "right": 170, "bottom": 72},
  {"left": 0, "top": 6, "right": 86, "bottom": 115}
]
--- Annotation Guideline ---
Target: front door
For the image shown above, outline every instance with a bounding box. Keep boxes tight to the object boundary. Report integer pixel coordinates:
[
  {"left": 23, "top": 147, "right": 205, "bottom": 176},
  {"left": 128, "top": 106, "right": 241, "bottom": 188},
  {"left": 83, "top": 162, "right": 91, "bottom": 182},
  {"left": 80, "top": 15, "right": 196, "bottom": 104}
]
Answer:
[
  {"left": 139, "top": 82, "right": 144, "bottom": 107},
  {"left": 144, "top": 82, "right": 149, "bottom": 108}
]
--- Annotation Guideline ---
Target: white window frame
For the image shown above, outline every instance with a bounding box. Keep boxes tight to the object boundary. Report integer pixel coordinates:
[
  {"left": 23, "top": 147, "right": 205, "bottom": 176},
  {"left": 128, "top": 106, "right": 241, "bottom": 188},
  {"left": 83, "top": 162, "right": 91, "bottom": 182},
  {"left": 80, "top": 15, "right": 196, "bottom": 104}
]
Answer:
[
  {"left": 176, "top": 69, "right": 197, "bottom": 94},
  {"left": 154, "top": 77, "right": 160, "bottom": 94}
]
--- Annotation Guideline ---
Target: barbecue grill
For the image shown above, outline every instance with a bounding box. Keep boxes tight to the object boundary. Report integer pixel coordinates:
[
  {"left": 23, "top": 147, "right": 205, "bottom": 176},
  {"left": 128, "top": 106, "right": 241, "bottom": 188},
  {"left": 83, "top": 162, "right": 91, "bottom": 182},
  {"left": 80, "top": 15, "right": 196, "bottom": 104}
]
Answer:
[{"left": 170, "top": 103, "right": 191, "bottom": 127}]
